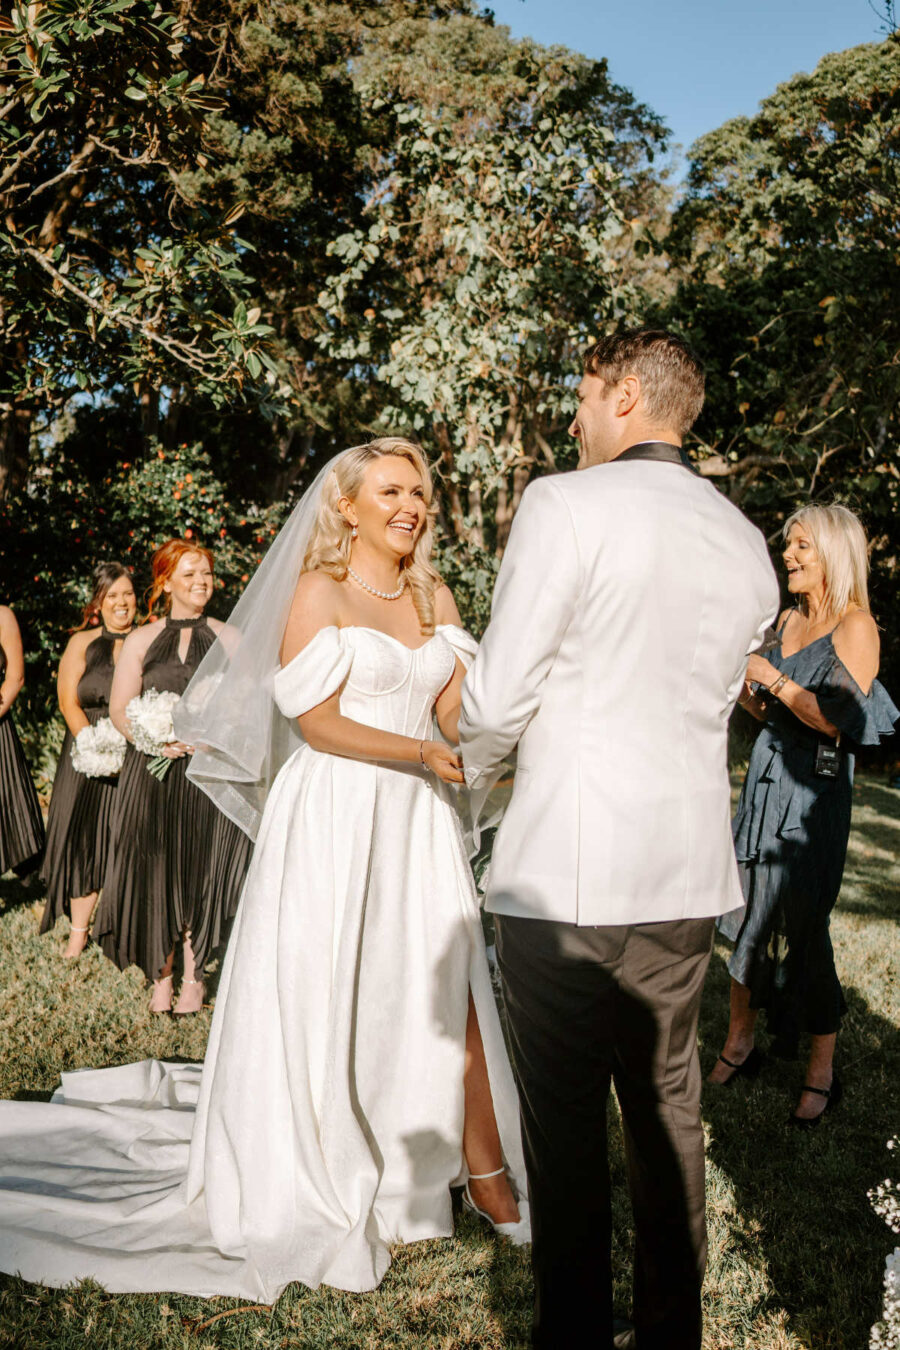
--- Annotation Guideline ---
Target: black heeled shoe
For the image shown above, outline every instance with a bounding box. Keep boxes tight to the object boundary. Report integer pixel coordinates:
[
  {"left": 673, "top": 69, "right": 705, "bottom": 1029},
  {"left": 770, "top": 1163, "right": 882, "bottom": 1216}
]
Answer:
[
  {"left": 789, "top": 1072, "right": 843, "bottom": 1129},
  {"left": 712, "top": 1045, "right": 763, "bottom": 1086}
]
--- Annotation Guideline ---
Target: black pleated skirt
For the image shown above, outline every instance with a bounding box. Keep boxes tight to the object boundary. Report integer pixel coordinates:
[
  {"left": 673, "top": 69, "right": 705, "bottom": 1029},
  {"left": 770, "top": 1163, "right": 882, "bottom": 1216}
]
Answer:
[
  {"left": 0, "top": 711, "right": 45, "bottom": 876},
  {"left": 94, "top": 743, "right": 252, "bottom": 980},
  {"left": 39, "top": 709, "right": 120, "bottom": 927}
]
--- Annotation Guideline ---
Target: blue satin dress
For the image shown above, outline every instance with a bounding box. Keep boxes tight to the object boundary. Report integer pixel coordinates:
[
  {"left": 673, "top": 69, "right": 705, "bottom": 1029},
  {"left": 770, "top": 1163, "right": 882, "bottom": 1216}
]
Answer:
[{"left": 722, "top": 626, "right": 898, "bottom": 1057}]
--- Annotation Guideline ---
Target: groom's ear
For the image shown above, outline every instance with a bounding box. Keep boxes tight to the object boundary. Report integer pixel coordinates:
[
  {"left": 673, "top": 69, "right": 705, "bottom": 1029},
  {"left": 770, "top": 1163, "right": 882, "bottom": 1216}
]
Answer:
[{"left": 615, "top": 374, "right": 641, "bottom": 418}]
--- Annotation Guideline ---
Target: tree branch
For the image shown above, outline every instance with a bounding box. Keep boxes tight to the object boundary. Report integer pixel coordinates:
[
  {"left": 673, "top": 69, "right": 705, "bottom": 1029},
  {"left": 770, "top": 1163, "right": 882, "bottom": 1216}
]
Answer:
[
  {"left": 21, "top": 244, "right": 231, "bottom": 380},
  {"left": 0, "top": 128, "right": 48, "bottom": 194},
  {"left": 695, "top": 452, "right": 784, "bottom": 478}
]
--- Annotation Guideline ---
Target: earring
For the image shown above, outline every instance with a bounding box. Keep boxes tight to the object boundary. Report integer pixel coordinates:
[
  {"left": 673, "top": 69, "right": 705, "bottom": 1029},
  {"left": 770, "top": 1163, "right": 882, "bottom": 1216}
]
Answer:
[{"left": 351, "top": 526, "right": 358, "bottom": 539}]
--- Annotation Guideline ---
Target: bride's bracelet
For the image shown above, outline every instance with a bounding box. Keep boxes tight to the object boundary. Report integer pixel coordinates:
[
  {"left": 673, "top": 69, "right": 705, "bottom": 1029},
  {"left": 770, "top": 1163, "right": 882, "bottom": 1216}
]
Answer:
[{"left": 418, "top": 739, "right": 426, "bottom": 766}]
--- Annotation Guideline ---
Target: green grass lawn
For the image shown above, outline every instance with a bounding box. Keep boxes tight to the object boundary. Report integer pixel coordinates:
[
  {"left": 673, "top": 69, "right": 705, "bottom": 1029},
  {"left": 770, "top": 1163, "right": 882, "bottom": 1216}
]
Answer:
[{"left": 0, "top": 774, "right": 898, "bottom": 1349}]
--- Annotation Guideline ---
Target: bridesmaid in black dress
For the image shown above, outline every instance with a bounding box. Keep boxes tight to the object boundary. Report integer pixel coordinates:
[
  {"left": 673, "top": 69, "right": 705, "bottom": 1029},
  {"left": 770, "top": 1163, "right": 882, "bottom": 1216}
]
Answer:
[
  {"left": 95, "top": 540, "right": 252, "bottom": 1015},
  {"left": 0, "top": 604, "right": 45, "bottom": 877},
  {"left": 40, "top": 564, "right": 136, "bottom": 958}
]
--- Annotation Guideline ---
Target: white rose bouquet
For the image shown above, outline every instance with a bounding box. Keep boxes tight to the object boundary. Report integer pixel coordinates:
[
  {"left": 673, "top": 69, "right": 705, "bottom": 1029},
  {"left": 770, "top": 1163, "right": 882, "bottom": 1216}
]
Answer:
[
  {"left": 126, "top": 688, "right": 183, "bottom": 781},
  {"left": 70, "top": 718, "right": 127, "bottom": 778}
]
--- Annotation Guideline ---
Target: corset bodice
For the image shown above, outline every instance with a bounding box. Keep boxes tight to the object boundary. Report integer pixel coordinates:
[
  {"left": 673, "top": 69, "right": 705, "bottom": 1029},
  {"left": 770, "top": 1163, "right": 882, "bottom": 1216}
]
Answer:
[
  {"left": 337, "top": 628, "right": 456, "bottom": 739},
  {"left": 273, "top": 624, "right": 464, "bottom": 744}
]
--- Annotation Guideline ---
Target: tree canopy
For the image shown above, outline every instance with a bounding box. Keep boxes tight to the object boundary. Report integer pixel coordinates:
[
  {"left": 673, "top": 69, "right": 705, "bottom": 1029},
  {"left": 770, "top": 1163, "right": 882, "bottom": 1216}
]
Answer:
[
  {"left": 2, "top": 5, "right": 898, "bottom": 758},
  {"left": 661, "top": 32, "right": 900, "bottom": 681}
]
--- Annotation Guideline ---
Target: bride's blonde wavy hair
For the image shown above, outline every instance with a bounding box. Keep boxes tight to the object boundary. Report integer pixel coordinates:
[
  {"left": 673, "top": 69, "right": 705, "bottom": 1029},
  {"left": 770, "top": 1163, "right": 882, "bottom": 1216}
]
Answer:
[{"left": 302, "top": 437, "right": 443, "bottom": 634}]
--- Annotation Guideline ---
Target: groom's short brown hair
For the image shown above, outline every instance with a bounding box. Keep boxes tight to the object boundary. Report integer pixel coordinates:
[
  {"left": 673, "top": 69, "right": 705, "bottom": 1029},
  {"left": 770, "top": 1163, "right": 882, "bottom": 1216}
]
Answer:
[{"left": 583, "top": 329, "right": 705, "bottom": 435}]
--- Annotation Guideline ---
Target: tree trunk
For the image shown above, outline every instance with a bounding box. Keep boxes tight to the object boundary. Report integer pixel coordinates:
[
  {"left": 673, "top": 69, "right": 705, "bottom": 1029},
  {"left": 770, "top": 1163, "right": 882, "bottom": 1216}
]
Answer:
[
  {"left": 495, "top": 475, "right": 509, "bottom": 551},
  {"left": 494, "top": 459, "right": 533, "bottom": 552},
  {"left": 435, "top": 424, "right": 465, "bottom": 539},
  {"left": 162, "top": 393, "right": 182, "bottom": 450},
  {"left": 467, "top": 477, "right": 484, "bottom": 549},
  {"left": 270, "top": 425, "right": 312, "bottom": 501},
  {"left": 37, "top": 137, "right": 98, "bottom": 250},
  {"left": 0, "top": 400, "right": 32, "bottom": 503},
  {"left": 139, "top": 378, "right": 159, "bottom": 450}
]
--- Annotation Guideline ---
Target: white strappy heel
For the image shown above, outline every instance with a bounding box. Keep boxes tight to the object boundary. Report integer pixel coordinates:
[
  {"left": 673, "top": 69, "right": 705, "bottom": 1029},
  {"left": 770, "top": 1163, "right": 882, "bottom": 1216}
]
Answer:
[{"left": 462, "top": 1166, "right": 531, "bottom": 1245}]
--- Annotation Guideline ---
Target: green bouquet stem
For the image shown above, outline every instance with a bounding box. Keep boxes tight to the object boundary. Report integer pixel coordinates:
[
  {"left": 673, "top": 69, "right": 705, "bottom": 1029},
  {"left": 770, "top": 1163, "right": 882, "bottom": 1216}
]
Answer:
[{"left": 146, "top": 755, "right": 173, "bottom": 781}]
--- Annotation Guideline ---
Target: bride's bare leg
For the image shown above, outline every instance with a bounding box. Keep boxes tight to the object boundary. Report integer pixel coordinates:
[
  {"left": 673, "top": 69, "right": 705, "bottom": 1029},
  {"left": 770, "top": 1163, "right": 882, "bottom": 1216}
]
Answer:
[{"left": 463, "top": 991, "right": 520, "bottom": 1223}]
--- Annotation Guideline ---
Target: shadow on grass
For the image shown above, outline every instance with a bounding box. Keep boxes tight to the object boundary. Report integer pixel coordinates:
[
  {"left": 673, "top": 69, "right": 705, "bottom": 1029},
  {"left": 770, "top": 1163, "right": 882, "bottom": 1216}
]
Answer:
[
  {"left": 699, "top": 944, "right": 900, "bottom": 1349},
  {"left": 0, "top": 871, "right": 43, "bottom": 916},
  {"left": 484, "top": 1098, "right": 637, "bottom": 1349}
]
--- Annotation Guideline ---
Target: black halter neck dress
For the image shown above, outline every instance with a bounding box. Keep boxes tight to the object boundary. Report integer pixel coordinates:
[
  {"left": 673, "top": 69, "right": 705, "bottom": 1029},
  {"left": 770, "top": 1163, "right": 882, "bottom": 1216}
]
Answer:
[
  {"left": 0, "top": 642, "right": 45, "bottom": 877},
  {"left": 40, "top": 627, "right": 128, "bottom": 927},
  {"left": 94, "top": 617, "right": 253, "bottom": 981}
]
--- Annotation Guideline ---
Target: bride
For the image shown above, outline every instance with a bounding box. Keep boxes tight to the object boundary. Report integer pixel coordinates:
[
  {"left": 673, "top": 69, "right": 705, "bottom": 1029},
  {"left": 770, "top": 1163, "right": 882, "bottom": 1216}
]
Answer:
[{"left": 0, "top": 437, "right": 528, "bottom": 1303}]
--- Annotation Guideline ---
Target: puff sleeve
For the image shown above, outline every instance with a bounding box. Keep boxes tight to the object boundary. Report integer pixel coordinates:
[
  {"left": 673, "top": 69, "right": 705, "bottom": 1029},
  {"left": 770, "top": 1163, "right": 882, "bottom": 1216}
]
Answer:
[
  {"left": 273, "top": 627, "right": 353, "bottom": 720},
  {"left": 436, "top": 624, "right": 479, "bottom": 672}
]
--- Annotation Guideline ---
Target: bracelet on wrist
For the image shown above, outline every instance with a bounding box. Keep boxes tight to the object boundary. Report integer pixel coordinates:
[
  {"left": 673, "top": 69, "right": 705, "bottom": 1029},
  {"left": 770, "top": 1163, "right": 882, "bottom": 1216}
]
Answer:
[
  {"left": 767, "top": 673, "right": 788, "bottom": 698},
  {"left": 418, "top": 739, "right": 426, "bottom": 766}
]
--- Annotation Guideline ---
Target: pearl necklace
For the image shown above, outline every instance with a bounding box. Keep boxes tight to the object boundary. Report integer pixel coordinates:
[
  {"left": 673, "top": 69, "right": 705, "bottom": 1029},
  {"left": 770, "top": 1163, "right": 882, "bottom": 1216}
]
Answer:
[{"left": 347, "top": 566, "right": 406, "bottom": 601}]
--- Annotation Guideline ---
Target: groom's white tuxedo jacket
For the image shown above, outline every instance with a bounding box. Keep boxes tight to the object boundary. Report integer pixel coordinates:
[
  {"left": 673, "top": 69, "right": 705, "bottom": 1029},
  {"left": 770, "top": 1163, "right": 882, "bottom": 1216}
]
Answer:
[{"left": 458, "top": 451, "right": 779, "bottom": 927}]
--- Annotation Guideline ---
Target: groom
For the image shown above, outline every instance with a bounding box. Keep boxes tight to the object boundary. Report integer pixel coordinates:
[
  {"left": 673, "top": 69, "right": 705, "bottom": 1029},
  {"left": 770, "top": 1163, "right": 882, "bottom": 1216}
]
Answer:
[{"left": 458, "top": 329, "right": 778, "bottom": 1349}]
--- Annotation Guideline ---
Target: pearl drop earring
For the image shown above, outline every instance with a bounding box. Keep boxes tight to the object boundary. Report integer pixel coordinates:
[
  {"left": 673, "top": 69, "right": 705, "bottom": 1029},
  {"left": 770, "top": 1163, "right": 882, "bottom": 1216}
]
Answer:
[{"left": 351, "top": 526, "right": 358, "bottom": 539}]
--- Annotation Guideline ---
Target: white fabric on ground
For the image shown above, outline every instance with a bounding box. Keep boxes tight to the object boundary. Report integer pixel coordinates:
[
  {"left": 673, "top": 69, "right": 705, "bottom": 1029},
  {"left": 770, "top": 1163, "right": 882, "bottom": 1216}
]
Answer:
[{"left": 0, "top": 625, "right": 525, "bottom": 1301}]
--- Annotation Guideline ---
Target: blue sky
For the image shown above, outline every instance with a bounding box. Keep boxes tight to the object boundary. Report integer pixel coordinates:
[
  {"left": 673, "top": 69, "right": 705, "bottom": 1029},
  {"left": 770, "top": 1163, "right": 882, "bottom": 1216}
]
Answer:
[{"left": 486, "top": 0, "right": 888, "bottom": 160}]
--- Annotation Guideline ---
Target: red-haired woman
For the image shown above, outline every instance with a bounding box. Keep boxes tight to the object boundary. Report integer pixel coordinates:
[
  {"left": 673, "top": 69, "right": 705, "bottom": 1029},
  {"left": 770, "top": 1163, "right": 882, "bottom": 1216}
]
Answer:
[
  {"left": 0, "top": 604, "right": 44, "bottom": 878},
  {"left": 95, "top": 540, "right": 252, "bottom": 1014},
  {"left": 40, "top": 563, "right": 136, "bottom": 958}
]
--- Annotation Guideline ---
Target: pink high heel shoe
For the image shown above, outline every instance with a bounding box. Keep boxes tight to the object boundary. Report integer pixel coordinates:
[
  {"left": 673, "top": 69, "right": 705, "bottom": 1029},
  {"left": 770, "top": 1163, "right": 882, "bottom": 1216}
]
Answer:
[
  {"left": 173, "top": 978, "right": 205, "bottom": 1016},
  {"left": 62, "top": 925, "right": 90, "bottom": 960},
  {"left": 149, "top": 973, "right": 174, "bottom": 1014}
]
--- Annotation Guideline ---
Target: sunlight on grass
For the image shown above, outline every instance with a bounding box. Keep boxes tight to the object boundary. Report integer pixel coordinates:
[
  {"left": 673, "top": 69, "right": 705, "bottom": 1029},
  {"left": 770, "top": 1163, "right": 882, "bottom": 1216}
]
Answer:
[{"left": 0, "top": 775, "right": 897, "bottom": 1348}]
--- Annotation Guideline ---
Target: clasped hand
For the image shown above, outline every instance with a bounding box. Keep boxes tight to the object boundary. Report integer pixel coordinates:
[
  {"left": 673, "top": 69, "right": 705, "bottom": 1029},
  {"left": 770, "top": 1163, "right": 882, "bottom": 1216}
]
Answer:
[
  {"left": 745, "top": 654, "right": 779, "bottom": 689},
  {"left": 422, "top": 740, "right": 465, "bottom": 785},
  {"left": 161, "top": 740, "right": 194, "bottom": 759}
]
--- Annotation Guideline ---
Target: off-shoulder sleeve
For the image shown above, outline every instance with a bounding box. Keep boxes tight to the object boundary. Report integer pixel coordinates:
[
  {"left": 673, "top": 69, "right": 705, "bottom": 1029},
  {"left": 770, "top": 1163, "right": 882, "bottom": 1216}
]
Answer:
[
  {"left": 436, "top": 624, "right": 479, "bottom": 670},
  {"left": 273, "top": 626, "right": 352, "bottom": 719},
  {"left": 815, "top": 653, "right": 899, "bottom": 747}
]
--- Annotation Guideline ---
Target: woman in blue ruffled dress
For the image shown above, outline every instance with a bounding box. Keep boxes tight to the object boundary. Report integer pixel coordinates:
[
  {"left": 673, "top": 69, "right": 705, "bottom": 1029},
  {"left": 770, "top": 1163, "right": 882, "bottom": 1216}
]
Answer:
[{"left": 710, "top": 504, "right": 898, "bottom": 1126}]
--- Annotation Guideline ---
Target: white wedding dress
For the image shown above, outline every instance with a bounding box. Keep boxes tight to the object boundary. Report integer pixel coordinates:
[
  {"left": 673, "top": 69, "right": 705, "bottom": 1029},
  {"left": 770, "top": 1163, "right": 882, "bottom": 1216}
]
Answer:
[{"left": 0, "top": 624, "right": 526, "bottom": 1301}]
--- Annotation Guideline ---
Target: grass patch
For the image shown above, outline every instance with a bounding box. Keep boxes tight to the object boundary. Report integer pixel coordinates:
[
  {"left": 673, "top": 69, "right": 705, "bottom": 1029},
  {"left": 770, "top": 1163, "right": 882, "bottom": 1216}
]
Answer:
[{"left": 1, "top": 775, "right": 898, "bottom": 1348}]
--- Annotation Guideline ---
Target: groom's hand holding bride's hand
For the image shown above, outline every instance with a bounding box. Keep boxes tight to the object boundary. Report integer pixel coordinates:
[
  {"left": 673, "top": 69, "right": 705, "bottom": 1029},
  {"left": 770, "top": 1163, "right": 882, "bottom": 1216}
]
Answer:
[{"left": 422, "top": 740, "right": 465, "bottom": 785}]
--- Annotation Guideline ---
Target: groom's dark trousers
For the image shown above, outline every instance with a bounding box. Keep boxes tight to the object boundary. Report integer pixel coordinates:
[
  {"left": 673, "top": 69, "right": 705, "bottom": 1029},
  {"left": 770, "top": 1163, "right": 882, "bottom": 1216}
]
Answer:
[{"left": 495, "top": 912, "right": 716, "bottom": 1350}]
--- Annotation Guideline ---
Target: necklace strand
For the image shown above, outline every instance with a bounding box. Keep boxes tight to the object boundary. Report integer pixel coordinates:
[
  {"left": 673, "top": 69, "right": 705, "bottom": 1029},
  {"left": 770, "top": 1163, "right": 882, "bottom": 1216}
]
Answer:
[{"left": 347, "top": 565, "right": 406, "bottom": 601}]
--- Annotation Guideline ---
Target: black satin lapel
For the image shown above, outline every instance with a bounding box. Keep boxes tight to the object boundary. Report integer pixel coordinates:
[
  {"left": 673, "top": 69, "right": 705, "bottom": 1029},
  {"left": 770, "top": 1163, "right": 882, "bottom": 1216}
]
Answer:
[{"left": 612, "top": 442, "right": 697, "bottom": 472}]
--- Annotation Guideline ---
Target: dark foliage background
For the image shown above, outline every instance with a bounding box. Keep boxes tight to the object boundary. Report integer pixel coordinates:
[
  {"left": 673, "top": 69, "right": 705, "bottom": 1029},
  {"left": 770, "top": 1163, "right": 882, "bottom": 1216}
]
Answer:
[{"left": 1, "top": 3, "right": 897, "bottom": 772}]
